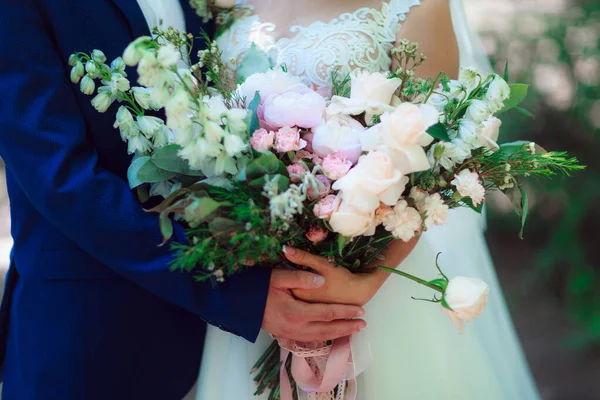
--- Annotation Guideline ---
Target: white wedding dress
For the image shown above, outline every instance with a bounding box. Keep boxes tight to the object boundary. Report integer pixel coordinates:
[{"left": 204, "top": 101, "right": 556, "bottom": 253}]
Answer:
[{"left": 194, "top": 1, "right": 541, "bottom": 399}]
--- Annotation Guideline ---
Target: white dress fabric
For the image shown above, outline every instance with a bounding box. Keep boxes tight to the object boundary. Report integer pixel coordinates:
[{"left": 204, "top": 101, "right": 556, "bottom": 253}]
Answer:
[{"left": 195, "top": 1, "right": 542, "bottom": 399}]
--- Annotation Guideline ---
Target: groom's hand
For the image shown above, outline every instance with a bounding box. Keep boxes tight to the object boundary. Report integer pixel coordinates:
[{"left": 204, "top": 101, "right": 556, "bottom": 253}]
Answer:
[{"left": 262, "top": 270, "right": 366, "bottom": 342}]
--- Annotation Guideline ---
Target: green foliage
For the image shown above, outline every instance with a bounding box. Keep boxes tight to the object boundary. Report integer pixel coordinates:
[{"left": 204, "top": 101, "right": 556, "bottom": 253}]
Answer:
[
  {"left": 236, "top": 43, "right": 272, "bottom": 84},
  {"left": 427, "top": 123, "right": 451, "bottom": 142}
]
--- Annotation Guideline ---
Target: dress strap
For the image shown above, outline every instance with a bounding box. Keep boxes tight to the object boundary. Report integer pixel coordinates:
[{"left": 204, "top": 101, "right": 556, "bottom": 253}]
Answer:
[{"left": 384, "top": 0, "right": 422, "bottom": 21}]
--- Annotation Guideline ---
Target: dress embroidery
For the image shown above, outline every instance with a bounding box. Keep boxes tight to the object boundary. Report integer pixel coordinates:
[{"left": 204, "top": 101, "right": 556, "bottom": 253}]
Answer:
[{"left": 217, "top": 0, "right": 422, "bottom": 97}]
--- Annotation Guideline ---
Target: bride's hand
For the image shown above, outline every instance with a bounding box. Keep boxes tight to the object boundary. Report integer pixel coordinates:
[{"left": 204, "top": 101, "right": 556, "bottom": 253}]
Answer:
[{"left": 283, "top": 237, "right": 419, "bottom": 306}]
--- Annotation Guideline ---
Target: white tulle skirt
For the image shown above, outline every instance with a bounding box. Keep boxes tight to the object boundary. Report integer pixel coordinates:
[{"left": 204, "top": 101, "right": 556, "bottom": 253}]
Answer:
[{"left": 193, "top": 209, "right": 541, "bottom": 400}]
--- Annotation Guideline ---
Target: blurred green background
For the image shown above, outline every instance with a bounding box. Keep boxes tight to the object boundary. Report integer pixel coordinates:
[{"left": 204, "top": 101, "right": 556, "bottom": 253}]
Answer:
[
  {"left": 466, "top": 0, "right": 600, "bottom": 398},
  {"left": 0, "top": 0, "right": 598, "bottom": 398}
]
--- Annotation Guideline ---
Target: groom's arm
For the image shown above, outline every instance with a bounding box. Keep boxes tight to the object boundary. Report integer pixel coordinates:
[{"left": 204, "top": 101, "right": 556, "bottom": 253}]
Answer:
[{"left": 0, "top": 0, "right": 270, "bottom": 341}]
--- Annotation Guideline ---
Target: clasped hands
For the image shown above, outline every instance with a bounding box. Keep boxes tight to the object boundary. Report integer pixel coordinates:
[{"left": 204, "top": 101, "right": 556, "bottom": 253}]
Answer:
[{"left": 262, "top": 238, "right": 419, "bottom": 342}]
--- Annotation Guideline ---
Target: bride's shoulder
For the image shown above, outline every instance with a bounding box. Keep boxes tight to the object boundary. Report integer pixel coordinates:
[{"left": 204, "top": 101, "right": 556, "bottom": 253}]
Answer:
[{"left": 397, "top": 0, "right": 459, "bottom": 79}]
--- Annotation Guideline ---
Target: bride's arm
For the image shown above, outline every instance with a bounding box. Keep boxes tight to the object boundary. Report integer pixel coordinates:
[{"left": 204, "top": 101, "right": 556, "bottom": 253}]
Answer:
[{"left": 396, "top": 0, "right": 460, "bottom": 79}]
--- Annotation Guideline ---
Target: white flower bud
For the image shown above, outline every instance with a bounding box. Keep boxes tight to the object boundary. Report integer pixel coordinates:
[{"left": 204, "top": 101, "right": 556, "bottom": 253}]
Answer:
[
  {"left": 110, "top": 57, "right": 126, "bottom": 74},
  {"left": 91, "top": 50, "right": 107, "bottom": 64},
  {"left": 114, "top": 106, "right": 134, "bottom": 129},
  {"left": 122, "top": 36, "right": 153, "bottom": 66},
  {"left": 157, "top": 44, "right": 181, "bottom": 68},
  {"left": 91, "top": 91, "right": 115, "bottom": 113},
  {"left": 132, "top": 87, "right": 152, "bottom": 110},
  {"left": 136, "top": 115, "right": 164, "bottom": 138},
  {"left": 68, "top": 54, "right": 79, "bottom": 67},
  {"left": 441, "top": 277, "right": 490, "bottom": 334},
  {"left": 85, "top": 61, "right": 99, "bottom": 78},
  {"left": 70, "top": 61, "right": 84, "bottom": 83},
  {"left": 79, "top": 75, "right": 96, "bottom": 95},
  {"left": 486, "top": 74, "right": 511, "bottom": 112}
]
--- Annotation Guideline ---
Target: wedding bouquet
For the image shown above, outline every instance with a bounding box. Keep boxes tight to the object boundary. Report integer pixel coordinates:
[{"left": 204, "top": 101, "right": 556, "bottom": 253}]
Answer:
[{"left": 70, "top": 29, "right": 582, "bottom": 399}]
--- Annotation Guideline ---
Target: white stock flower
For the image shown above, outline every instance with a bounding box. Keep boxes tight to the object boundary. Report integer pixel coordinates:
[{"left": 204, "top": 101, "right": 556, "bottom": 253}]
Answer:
[
  {"left": 486, "top": 74, "right": 511, "bottom": 112},
  {"left": 451, "top": 170, "right": 486, "bottom": 206},
  {"left": 85, "top": 61, "right": 100, "bottom": 79},
  {"left": 379, "top": 200, "right": 422, "bottom": 242},
  {"left": 114, "top": 106, "right": 134, "bottom": 129},
  {"left": 91, "top": 50, "right": 107, "bottom": 64},
  {"left": 328, "top": 71, "right": 401, "bottom": 121},
  {"left": 442, "top": 277, "right": 490, "bottom": 334},
  {"left": 157, "top": 44, "right": 181, "bottom": 68},
  {"left": 225, "top": 109, "right": 248, "bottom": 135},
  {"left": 311, "top": 114, "right": 364, "bottom": 163},
  {"left": 203, "top": 95, "right": 228, "bottom": 122},
  {"left": 223, "top": 133, "right": 247, "bottom": 157},
  {"left": 102, "top": 72, "right": 130, "bottom": 93},
  {"left": 150, "top": 85, "right": 171, "bottom": 109},
  {"left": 478, "top": 117, "right": 502, "bottom": 151},
  {"left": 70, "top": 61, "right": 84, "bottom": 84},
  {"left": 121, "top": 125, "right": 152, "bottom": 155},
  {"left": 91, "top": 89, "right": 115, "bottom": 113},
  {"left": 123, "top": 36, "right": 152, "bottom": 66},
  {"left": 165, "top": 88, "right": 193, "bottom": 130},
  {"left": 110, "top": 57, "right": 126, "bottom": 75},
  {"left": 80, "top": 75, "right": 96, "bottom": 95},
  {"left": 137, "top": 53, "right": 167, "bottom": 87},
  {"left": 465, "top": 100, "right": 493, "bottom": 124},
  {"left": 132, "top": 87, "right": 152, "bottom": 109},
  {"left": 152, "top": 124, "right": 171, "bottom": 148},
  {"left": 136, "top": 116, "right": 164, "bottom": 138}
]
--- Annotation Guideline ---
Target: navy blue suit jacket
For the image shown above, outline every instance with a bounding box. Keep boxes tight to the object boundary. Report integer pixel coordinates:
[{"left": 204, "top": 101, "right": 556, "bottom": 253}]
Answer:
[{"left": 0, "top": 1, "right": 271, "bottom": 399}]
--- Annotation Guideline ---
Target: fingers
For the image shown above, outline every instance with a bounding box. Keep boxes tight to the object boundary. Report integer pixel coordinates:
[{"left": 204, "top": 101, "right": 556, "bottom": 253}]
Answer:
[
  {"left": 302, "top": 302, "right": 365, "bottom": 322},
  {"left": 271, "top": 269, "right": 325, "bottom": 290},
  {"left": 283, "top": 246, "right": 333, "bottom": 274},
  {"left": 303, "top": 320, "right": 367, "bottom": 342}
]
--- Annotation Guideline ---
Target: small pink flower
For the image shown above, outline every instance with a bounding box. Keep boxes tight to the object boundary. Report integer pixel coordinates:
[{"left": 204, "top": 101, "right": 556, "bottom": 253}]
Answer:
[
  {"left": 307, "top": 175, "right": 331, "bottom": 201},
  {"left": 451, "top": 170, "right": 486, "bottom": 206},
  {"left": 303, "top": 132, "right": 315, "bottom": 152},
  {"left": 306, "top": 225, "right": 329, "bottom": 245},
  {"left": 274, "top": 126, "right": 307, "bottom": 153},
  {"left": 286, "top": 163, "right": 308, "bottom": 183},
  {"left": 322, "top": 151, "right": 353, "bottom": 180},
  {"left": 313, "top": 194, "right": 339, "bottom": 219},
  {"left": 250, "top": 128, "right": 275, "bottom": 152},
  {"left": 293, "top": 150, "right": 313, "bottom": 163}
]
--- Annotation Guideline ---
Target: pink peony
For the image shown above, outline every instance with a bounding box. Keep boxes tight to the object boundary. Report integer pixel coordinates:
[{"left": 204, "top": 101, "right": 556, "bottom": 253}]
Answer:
[
  {"left": 451, "top": 170, "right": 486, "bottom": 206},
  {"left": 250, "top": 128, "right": 275, "bottom": 152},
  {"left": 322, "top": 152, "right": 353, "bottom": 180},
  {"left": 313, "top": 194, "right": 339, "bottom": 219},
  {"left": 286, "top": 163, "right": 308, "bottom": 183},
  {"left": 306, "top": 225, "right": 329, "bottom": 245},
  {"left": 263, "top": 84, "right": 326, "bottom": 129},
  {"left": 274, "top": 126, "right": 307, "bottom": 153},
  {"left": 312, "top": 114, "right": 364, "bottom": 164},
  {"left": 307, "top": 174, "right": 331, "bottom": 201}
]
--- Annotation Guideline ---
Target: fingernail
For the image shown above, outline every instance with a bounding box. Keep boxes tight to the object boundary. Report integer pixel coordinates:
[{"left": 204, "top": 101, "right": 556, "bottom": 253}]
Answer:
[
  {"left": 313, "top": 274, "right": 325, "bottom": 287},
  {"left": 283, "top": 246, "right": 296, "bottom": 255},
  {"left": 357, "top": 308, "right": 365, "bottom": 317}
]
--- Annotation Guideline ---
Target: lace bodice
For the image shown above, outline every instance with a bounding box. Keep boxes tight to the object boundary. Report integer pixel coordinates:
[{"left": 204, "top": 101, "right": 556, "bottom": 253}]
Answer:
[{"left": 216, "top": 0, "right": 422, "bottom": 97}]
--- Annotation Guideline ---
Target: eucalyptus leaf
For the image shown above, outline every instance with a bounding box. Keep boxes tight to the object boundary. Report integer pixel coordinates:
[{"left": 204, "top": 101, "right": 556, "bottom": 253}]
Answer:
[
  {"left": 518, "top": 184, "right": 529, "bottom": 239},
  {"left": 184, "top": 197, "right": 224, "bottom": 228},
  {"left": 502, "top": 182, "right": 529, "bottom": 239},
  {"left": 159, "top": 213, "right": 174, "bottom": 245},
  {"left": 137, "top": 158, "right": 178, "bottom": 183},
  {"left": 247, "top": 91, "right": 261, "bottom": 137},
  {"left": 516, "top": 106, "right": 535, "bottom": 118},
  {"left": 151, "top": 144, "right": 205, "bottom": 176},
  {"left": 500, "top": 141, "right": 547, "bottom": 157},
  {"left": 246, "top": 151, "right": 286, "bottom": 180},
  {"left": 427, "top": 123, "right": 451, "bottom": 142},
  {"left": 236, "top": 43, "right": 272, "bottom": 84},
  {"left": 127, "top": 156, "right": 150, "bottom": 189},
  {"left": 498, "top": 84, "right": 529, "bottom": 114}
]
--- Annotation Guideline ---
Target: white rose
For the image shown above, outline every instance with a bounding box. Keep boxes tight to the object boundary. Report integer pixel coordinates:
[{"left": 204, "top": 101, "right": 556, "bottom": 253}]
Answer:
[
  {"left": 329, "top": 196, "right": 378, "bottom": 238},
  {"left": 465, "top": 100, "right": 493, "bottom": 124},
  {"left": 237, "top": 69, "right": 301, "bottom": 105},
  {"left": 328, "top": 71, "right": 401, "bottom": 122},
  {"left": 479, "top": 117, "right": 502, "bottom": 151},
  {"left": 332, "top": 151, "right": 408, "bottom": 208},
  {"left": 312, "top": 114, "right": 364, "bottom": 163},
  {"left": 362, "top": 103, "right": 438, "bottom": 174},
  {"left": 486, "top": 74, "right": 511, "bottom": 112},
  {"left": 441, "top": 277, "right": 490, "bottom": 334}
]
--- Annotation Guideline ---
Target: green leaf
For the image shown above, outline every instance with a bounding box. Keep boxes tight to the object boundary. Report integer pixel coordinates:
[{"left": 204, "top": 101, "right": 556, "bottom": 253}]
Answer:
[
  {"left": 184, "top": 196, "right": 224, "bottom": 228},
  {"left": 208, "top": 217, "right": 240, "bottom": 237},
  {"left": 503, "top": 59, "right": 509, "bottom": 82},
  {"left": 502, "top": 182, "right": 529, "bottom": 239},
  {"left": 515, "top": 106, "right": 535, "bottom": 118},
  {"left": 500, "top": 141, "right": 546, "bottom": 157},
  {"left": 337, "top": 235, "right": 351, "bottom": 257},
  {"left": 247, "top": 91, "right": 262, "bottom": 137},
  {"left": 236, "top": 44, "right": 272, "bottom": 84},
  {"left": 151, "top": 145, "right": 205, "bottom": 176},
  {"left": 245, "top": 151, "right": 286, "bottom": 180},
  {"left": 127, "top": 156, "right": 151, "bottom": 189},
  {"left": 462, "top": 197, "right": 484, "bottom": 214},
  {"left": 498, "top": 84, "right": 529, "bottom": 114},
  {"left": 518, "top": 184, "right": 529, "bottom": 240},
  {"left": 136, "top": 158, "right": 178, "bottom": 183},
  {"left": 427, "top": 123, "right": 451, "bottom": 142},
  {"left": 158, "top": 213, "right": 174, "bottom": 245},
  {"left": 428, "top": 278, "right": 448, "bottom": 291},
  {"left": 136, "top": 186, "right": 150, "bottom": 203}
]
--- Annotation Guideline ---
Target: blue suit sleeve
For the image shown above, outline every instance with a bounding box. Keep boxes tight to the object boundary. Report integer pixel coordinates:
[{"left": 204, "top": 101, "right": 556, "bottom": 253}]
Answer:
[{"left": 0, "top": 0, "right": 270, "bottom": 341}]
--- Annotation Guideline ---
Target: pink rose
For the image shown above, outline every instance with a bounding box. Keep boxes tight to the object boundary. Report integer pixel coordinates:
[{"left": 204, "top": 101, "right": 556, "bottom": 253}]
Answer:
[
  {"left": 307, "top": 174, "right": 331, "bottom": 201},
  {"left": 263, "top": 84, "right": 326, "bottom": 129},
  {"left": 286, "top": 163, "right": 308, "bottom": 183},
  {"left": 306, "top": 225, "right": 328, "bottom": 245},
  {"left": 250, "top": 128, "right": 275, "bottom": 152},
  {"left": 274, "top": 126, "right": 307, "bottom": 153},
  {"left": 322, "top": 152, "right": 352, "bottom": 180},
  {"left": 313, "top": 194, "right": 339, "bottom": 219}
]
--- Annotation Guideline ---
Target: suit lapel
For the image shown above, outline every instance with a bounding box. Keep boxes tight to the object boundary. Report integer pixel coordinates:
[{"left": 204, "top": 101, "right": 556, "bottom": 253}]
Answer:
[{"left": 111, "top": 0, "right": 151, "bottom": 39}]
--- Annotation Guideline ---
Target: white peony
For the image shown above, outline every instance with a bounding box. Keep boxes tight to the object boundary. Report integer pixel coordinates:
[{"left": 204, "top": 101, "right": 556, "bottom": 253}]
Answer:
[
  {"left": 451, "top": 170, "right": 486, "bottom": 206},
  {"left": 237, "top": 69, "right": 301, "bottom": 105},
  {"left": 328, "top": 71, "right": 401, "bottom": 122},
  {"left": 441, "top": 277, "right": 490, "bottom": 334},
  {"left": 311, "top": 114, "right": 364, "bottom": 163}
]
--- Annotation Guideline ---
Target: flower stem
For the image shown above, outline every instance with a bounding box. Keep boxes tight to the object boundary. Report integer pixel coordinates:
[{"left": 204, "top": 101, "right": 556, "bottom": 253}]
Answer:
[{"left": 378, "top": 266, "right": 445, "bottom": 293}]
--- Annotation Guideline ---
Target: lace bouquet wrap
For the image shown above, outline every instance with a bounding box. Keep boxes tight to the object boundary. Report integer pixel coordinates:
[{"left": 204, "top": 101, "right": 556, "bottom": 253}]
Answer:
[{"left": 69, "top": 30, "right": 582, "bottom": 399}]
